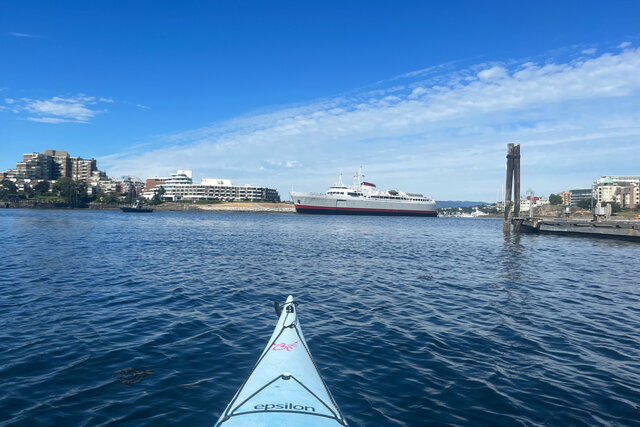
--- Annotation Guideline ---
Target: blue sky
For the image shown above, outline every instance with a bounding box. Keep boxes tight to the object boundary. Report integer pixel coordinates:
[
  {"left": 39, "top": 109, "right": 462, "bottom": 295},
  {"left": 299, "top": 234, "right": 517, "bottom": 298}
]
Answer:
[{"left": 1, "top": 1, "right": 639, "bottom": 201}]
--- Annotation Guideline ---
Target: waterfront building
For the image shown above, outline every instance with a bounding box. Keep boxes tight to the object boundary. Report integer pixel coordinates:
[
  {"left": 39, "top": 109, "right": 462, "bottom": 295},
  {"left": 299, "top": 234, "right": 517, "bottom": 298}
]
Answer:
[
  {"left": 561, "top": 188, "right": 592, "bottom": 206},
  {"left": 595, "top": 176, "right": 640, "bottom": 208},
  {"left": 42, "top": 149, "right": 71, "bottom": 179},
  {"left": 15, "top": 152, "right": 54, "bottom": 181},
  {"left": 141, "top": 170, "right": 193, "bottom": 199},
  {"left": 117, "top": 176, "right": 145, "bottom": 196},
  {"left": 144, "top": 178, "right": 167, "bottom": 193},
  {"left": 163, "top": 170, "right": 194, "bottom": 193},
  {"left": 602, "top": 183, "right": 639, "bottom": 208},
  {"left": 2, "top": 149, "right": 115, "bottom": 194},
  {"left": 70, "top": 157, "right": 98, "bottom": 181},
  {"left": 129, "top": 177, "right": 146, "bottom": 194},
  {"left": 85, "top": 170, "right": 122, "bottom": 195},
  {"left": 596, "top": 175, "right": 640, "bottom": 185},
  {"left": 3, "top": 152, "right": 55, "bottom": 190},
  {"left": 519, "top": 195, "right": 549, "bottom": 212},
  {"left": 142, "top": 170, "right": 280, "bottom": 202}
]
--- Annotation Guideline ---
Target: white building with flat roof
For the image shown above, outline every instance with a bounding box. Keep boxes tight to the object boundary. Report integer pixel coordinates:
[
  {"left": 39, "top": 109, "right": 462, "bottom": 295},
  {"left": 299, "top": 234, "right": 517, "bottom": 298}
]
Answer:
[
  {"left": 596, "top": 175, "right": 640, "bottom": 185},
  {"left": 142, "top": 170, "right": 280, "bottom": 202},
  {"left": 201, "top": 178, "right": 232, "bottom": 186}
]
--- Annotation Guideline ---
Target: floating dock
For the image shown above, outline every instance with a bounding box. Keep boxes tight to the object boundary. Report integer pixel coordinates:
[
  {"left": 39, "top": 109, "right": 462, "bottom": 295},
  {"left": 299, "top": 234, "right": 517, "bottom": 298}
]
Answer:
[{"left": 513, "top": 217, "right": 640, "bottom": 242}]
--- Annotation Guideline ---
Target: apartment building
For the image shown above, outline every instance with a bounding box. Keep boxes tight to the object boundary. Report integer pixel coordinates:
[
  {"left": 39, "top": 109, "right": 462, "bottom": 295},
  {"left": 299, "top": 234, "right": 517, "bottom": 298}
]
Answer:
[
  {"left": 42, "top": 149, "right": 71, "bottom": 179},
  {"left": 144, "top": 178, "right": 167, "bottom": 193},
  {"left": 595, "top": 176, "right": 640, "bottom": 208},
  {"left": 70, "top": 157, "right": 98, "bottom": 181},
  {"left": 2, "top": 149, "right": 117, "bottom": 193},
  {"left": 15, "top": 152, "right": 54, "bottom": 180}
]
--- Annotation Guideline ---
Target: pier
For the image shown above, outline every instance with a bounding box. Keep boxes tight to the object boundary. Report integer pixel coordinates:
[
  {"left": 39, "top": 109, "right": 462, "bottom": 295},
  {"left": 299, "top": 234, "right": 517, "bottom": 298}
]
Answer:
[
  {"left": 512, "top": 217, "right": 640, "bottom": 242},
  {"left": 502, "top": 143, "right": 639, "bottom": 242}
]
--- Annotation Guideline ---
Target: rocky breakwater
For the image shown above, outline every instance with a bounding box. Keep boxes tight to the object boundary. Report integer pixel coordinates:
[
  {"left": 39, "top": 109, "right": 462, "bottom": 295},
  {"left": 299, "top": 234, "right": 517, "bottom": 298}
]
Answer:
[
  {"left": 1, "top": 199, "right": 71, "bottom": 209},
  {"left": 533, "top": 204, "right": 593, "bottom": 218},
  {"left": 155, "top": 202, "right": 296, "bottom": 214}
]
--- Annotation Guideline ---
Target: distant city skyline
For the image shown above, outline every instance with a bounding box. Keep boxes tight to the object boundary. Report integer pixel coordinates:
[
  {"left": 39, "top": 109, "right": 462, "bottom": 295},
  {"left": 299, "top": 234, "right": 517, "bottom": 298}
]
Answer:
[{"left": 1, "top": 1, "right": 639, "bottom": 200}]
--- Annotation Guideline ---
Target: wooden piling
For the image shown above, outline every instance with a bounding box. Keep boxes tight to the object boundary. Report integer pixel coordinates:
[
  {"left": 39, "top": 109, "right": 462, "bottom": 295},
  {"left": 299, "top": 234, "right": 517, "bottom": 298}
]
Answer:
[
  {"left": 513, "top": 144, "right": 520, "bottom": 217},
  {"left": 503, "top": 143, "right": 514, "bottom": 233},
  {"left": 512, "top": 144, "right": 521, "bottom": 232}
]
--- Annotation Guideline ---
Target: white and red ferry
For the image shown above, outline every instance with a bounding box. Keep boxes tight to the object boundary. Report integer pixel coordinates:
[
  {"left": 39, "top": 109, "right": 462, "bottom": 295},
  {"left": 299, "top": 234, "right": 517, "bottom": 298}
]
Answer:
[{"left": 290, "top": 169, "right": 437, "bottom": 217}]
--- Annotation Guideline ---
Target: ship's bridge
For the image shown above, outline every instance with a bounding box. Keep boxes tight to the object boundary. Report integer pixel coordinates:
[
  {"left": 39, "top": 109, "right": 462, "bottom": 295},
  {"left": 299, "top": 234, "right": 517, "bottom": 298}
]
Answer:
[
  {"left": 327, "top": 185, "right": 346, "bottom": 194},
  {"left": 327, "top": 186, "right": 362, "bottom": 197}
]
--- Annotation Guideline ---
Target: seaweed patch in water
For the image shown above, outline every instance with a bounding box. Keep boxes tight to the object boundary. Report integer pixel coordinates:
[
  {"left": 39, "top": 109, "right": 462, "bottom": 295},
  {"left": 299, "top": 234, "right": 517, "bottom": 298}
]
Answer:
[
  {"left": 116, "top": 368, "right": 154, "bottom": 385},
  {"left": 179, "top": 383, "right": 199, "bottom": 389}
]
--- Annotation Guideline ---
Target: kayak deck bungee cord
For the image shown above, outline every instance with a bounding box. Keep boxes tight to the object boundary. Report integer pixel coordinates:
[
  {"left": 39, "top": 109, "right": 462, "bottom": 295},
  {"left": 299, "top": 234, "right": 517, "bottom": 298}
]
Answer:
[{"left": 215, "top": 295, "right": 348, "bottom": 426}]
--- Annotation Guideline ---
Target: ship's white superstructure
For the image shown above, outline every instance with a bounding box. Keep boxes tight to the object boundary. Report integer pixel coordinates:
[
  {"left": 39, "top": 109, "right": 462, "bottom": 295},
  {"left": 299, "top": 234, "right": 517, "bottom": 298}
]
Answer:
[{"left": 290, "top": 169, "right": 437, "bottom": 216}]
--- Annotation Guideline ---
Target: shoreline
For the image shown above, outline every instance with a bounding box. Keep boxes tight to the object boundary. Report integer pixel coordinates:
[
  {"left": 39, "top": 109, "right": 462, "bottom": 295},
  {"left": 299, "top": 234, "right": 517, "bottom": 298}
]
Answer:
[{"left": 3, "top": 201, "right": 638, "bottom": 221}]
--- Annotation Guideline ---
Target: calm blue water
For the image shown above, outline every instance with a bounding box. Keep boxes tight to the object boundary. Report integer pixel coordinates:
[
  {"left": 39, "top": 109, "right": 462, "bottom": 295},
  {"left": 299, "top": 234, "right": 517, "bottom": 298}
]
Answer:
[{"left": 1, "top": 209, "right": 639, "bottom": 426}]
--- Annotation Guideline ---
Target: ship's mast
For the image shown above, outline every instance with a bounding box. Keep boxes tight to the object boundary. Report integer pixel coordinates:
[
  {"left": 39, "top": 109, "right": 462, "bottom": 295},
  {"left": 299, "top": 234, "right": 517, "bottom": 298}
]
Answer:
[{"left": 353, "top": 166, "right": 364, "bottom": 187}]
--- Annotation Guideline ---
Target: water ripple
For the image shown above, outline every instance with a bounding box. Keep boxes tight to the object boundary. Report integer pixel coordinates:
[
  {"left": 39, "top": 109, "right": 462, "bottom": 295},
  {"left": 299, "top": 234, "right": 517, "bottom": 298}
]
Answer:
[{"left": 1, "top": 210, "right": 639, "bottom": 426}]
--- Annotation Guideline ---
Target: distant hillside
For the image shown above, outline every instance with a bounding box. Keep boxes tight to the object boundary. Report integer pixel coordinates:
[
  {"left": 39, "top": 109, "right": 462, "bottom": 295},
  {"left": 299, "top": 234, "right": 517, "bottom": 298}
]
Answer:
[{"left": 436, "top": 201, "right": 489, "bottom": 208}]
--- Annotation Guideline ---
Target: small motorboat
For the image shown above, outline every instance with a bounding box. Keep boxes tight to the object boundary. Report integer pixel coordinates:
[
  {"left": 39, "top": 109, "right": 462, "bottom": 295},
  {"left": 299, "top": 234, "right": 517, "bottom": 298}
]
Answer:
[{"left": 120, "top": 200, "right": 153, "bottom": 213}]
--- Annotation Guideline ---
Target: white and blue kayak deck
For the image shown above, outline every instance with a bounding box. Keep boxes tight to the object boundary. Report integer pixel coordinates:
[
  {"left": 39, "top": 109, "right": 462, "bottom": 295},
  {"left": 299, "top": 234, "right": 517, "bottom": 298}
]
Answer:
[{"left": 215, "top": 296, "right": 347, "bottom": 426}]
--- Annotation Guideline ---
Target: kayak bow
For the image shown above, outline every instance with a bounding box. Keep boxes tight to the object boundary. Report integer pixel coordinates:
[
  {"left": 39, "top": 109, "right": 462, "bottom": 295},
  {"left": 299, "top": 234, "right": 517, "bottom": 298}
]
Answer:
[{"left": 215, "top": 295, "right": 348, "bottom": 426}]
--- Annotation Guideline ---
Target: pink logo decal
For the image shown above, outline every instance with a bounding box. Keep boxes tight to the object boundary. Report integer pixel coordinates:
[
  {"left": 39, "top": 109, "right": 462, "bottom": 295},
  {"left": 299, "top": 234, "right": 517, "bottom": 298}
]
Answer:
[{"left": 272, "top": 341, "right": 298, "bottom": 351}]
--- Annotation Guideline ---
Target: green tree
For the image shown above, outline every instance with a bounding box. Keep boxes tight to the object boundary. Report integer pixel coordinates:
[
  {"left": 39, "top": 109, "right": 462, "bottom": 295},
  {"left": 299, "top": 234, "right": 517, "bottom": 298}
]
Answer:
[
  {"left": 549, "top": 193, "right": 563, "bottom": 205},
  {"left": 577, "top": 197, "right": 596, "bottom": 209},
  {"left": 23, "top": 183, "right": 35, "bottom": 199},
  {"left": 124, "top": 185, "right": 137, "bottom": 204},
  {"left": 0, "top": 179, "right": 18, "bottom": 199},
  {"left": 52, "top": 177, "right": 87, "bottom": 207},
  {"left": 33, "top": 180, "right": 51, "bottom": 195},
  {"left": 1, "top": 179, "right": 18, "bottom": 193},
  {"left": 602, "top": 201, "right": 622, "bottom": 214},
  {"left": 150, "top": 186, "right": 165, "bottom": 205},
  {"left": 101, "top": 191, "right": 121, "bottom": 204}
]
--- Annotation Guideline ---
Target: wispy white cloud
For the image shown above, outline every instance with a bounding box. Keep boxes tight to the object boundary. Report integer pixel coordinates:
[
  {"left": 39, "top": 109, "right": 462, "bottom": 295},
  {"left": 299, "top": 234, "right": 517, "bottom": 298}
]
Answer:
[
  {"left": 581, "top": 48, "right": 597, "bottom": 55},
  {"left": 102, "top": 44, "right": 640, "bottom": 200},
  {"left": 477, "top": 66, "right": 508, "bottom": 80},
  {"left": 2, "top": 95, "right": 111, "bottom": 123},
  {"left": 136, "top": 104, "right": 151, "bottom": 110},
  {"left": 25, "top": 96, "right": 98, "bottom": 122},
  {"left": 27, "top": 117, "right": 79, "bottom": 124},
  {"left": 6, "top": 32, "right": 40, "bottom": 38}
]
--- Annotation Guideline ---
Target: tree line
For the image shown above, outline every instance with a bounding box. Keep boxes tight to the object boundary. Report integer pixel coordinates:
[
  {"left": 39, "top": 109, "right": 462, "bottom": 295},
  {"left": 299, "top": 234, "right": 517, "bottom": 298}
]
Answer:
[
  {"left": 548, "top": 192, "right": 622, "bottom": 212},
  {"left": 0, "top": 177, "right": 166, "bottom": 208}
]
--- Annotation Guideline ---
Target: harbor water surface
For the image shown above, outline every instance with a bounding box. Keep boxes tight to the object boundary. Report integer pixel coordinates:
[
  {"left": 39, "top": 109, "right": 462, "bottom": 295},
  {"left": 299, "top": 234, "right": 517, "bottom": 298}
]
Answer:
[{"left": 1, "top": 209, "right": 639, "bottom": 426}]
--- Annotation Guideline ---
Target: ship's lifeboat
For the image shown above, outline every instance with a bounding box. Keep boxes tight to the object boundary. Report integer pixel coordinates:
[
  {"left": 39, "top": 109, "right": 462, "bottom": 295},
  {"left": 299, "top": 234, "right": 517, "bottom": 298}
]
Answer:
[{"left": 361, "top": 182, "right": 376, "bottom": 188}]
